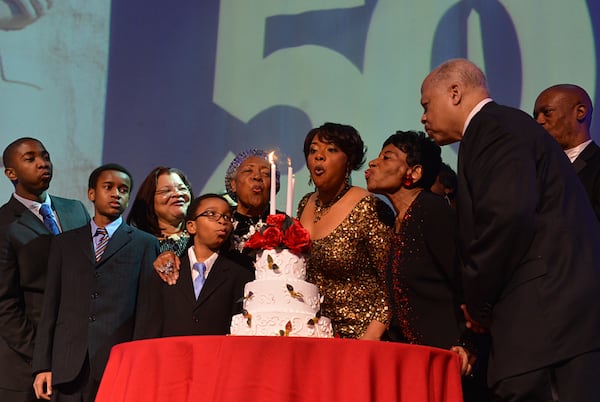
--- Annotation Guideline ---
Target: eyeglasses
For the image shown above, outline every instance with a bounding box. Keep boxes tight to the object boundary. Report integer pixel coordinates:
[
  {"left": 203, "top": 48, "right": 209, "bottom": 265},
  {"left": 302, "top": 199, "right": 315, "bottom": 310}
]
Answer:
[
  {"left": 193, "top": 210, "right": 233, "bottom": 223},
  {"left": 155, "top": 186, "right": 190, "bottom": 199}
]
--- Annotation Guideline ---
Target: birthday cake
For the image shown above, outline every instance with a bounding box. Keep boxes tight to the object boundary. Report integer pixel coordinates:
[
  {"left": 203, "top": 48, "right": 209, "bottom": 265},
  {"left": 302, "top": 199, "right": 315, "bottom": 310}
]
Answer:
[{"left": 230, "top": 248, "right": 333, "bottom": 337}]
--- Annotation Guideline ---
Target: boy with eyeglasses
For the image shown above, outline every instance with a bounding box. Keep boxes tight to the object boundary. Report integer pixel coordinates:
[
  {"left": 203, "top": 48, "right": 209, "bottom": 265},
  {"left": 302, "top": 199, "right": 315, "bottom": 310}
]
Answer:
[{"left": 159, "top": 193, "right": 254, "bottom": 336}]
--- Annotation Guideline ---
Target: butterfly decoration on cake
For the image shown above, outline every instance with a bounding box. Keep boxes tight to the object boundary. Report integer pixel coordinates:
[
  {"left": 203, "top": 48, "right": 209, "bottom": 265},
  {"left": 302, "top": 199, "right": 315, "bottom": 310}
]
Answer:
[{"left": 230, "top": 214, "right": 333, "bottom": 338}]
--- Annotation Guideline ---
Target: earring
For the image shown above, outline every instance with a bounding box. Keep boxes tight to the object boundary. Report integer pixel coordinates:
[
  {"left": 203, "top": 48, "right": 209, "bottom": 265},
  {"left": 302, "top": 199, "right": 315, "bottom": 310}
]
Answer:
[{"left": 403, "top": 175, "right": 413, "bottom": 187}]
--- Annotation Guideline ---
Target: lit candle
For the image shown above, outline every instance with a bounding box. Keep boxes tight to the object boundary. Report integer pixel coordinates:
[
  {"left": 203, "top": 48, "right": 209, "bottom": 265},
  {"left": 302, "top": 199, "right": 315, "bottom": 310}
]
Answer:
[
  {"left": 285, "top": 158, "right": 295, "bottom": 216},
  {"left": 269, "top": 152, "right": 276, "bottom": 215}
]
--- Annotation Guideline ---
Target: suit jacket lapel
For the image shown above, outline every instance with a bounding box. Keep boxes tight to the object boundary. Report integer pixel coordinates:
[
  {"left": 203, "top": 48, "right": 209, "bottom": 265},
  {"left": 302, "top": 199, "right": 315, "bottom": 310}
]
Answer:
[
  {"left": 177, "top": 254, "right": 199, "bottom": 304},
  {"left": 572, "top": 141, "right": 600, "bottom": 174},
  {"left": 7, "top": 197, "right": 50, "bottom": 235},
  {"left": 72, "top": 224, "right": 95, "bottom": 264},
  {"left": 196, "top": 256, "right": 229, "bottom": 306},
  {"left": 96, "top": 223, "right": 132, "bottom": 268},
  {"left": 51, "top": 196, "right": 87, "bottom": 231}
]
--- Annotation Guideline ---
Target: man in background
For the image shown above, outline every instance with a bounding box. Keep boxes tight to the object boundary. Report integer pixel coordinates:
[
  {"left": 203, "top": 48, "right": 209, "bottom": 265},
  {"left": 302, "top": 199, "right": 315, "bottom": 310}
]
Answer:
[
  {"left": 0, "top": 137, "right": 89, "bottom": 402},
  {"left": 534, "top": 84, "right": 600, "bottom": 219}
]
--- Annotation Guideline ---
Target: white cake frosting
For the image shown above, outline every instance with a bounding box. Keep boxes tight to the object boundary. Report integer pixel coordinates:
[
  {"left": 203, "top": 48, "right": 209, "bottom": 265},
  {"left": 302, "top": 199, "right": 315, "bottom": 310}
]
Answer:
[{"left": 230, "top": 249, "right": 333, "bottom": 337}]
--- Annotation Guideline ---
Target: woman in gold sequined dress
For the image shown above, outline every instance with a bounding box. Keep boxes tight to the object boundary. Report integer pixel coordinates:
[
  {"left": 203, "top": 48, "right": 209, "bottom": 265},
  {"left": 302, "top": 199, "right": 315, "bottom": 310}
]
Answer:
[{"left": 298, "top": 122, "right": 394, "bottom": 339}]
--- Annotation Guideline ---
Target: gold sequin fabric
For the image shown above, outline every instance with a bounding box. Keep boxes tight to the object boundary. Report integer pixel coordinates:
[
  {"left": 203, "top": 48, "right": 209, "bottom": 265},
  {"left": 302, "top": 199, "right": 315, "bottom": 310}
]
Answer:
[{"left": 299, "top": 194, "right": 393, "bottom": 338}]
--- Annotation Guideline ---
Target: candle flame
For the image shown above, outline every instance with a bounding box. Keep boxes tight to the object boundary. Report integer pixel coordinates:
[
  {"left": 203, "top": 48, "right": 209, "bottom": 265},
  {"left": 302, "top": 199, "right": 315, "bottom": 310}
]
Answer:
[
  {"left": 287, "top": 157, "right": 291, "bottom": 167},
  {"left": 268, "top": 151, "right": 275, "bottom": 164}
]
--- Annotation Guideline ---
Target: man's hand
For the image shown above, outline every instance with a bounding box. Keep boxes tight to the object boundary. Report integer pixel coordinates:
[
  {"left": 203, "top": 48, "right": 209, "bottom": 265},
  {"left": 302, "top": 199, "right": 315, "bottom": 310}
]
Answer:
[{"left": 33, "top": 371, "right": 52, "bottom": 400}]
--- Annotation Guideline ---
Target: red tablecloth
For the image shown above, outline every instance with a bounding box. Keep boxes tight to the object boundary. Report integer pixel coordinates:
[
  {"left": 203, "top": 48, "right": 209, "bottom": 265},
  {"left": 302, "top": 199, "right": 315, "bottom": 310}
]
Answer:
[{"left": 95, "top": 336, "right": 463, "bottom": 402}]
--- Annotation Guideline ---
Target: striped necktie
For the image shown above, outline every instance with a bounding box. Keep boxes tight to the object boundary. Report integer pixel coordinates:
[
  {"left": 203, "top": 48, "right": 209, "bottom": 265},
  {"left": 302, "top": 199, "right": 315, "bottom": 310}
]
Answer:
[{"left": 94, "top": 227, "right": 109, "bottom": 262}]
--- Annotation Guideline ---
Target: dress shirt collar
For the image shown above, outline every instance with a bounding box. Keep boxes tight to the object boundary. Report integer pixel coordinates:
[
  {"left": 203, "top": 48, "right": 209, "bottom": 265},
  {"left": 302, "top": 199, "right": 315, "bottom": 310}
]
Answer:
[
  {"left": 565, "top": 139, "right": 592, "bottom": 163},
  {"left": 90, "top": 216, "right": 122, "bottom": 238},
  {"left": 187, "top": 246, "right": 218, "bottom": 278},
  {"left": 13, "top": 192, "right": 54, "bottom": 222},
  {"left": 462, "top": 98, "right": 493, "bottom": 136}
]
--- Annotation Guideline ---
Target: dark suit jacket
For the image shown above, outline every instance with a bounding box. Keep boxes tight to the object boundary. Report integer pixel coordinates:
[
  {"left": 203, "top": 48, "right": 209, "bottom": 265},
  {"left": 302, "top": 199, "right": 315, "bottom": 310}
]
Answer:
[
  {"left": 160, "top": 252, "right": 254, "bottom": 336},
  {"left": 457, "top": 102, "right": 600, "bottom": 385},
  {"left": 572, "top": 140, "right": 600, "bottom": 219},
  {"left": 32, "top": 222, "right": 161, "bottom": 386},
  {"left": 0, "top": 195, "right": 89, "bottom": 390}
]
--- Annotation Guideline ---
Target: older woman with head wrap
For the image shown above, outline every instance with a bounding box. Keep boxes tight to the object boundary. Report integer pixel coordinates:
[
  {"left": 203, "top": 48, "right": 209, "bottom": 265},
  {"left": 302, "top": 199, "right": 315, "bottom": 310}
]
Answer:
[{"left": 224, "top": 148, "right": 280, "bottom": 254}]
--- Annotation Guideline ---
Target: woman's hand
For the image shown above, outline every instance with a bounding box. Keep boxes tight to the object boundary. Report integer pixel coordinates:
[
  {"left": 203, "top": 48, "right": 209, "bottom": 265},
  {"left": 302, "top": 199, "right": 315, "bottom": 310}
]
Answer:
[
  {"left": 153, "top": 251, "right": 181, "bottom": 285},
  {"left": 359, "top": 320, "right": 386, "bottom": 341},
  {"left": 461, "top": 304, "right": 488, "bottom": 334},
  {"left": 450, "top": 345, "right": 474, "bottom": 376}
]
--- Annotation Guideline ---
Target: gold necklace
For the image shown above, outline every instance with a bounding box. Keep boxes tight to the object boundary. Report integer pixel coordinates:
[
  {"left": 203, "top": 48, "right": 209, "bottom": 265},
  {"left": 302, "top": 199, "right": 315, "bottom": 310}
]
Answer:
[{"left": 313, "top": 183, "right": 351, "bottom": 223}]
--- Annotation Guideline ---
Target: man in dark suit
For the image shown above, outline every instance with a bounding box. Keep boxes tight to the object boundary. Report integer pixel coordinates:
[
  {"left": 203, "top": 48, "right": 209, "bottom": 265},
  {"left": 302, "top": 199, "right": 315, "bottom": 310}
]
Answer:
[
  {"left": 534, "top": 84, "right": 600, "bottom": 219},
  {"left": 160, "top": 194, "right": 253, "bottom": 336},
  {"left": 32, "top": 163, "right": 160, "bottom": 402},
  {"left": 420, "top": 59, "right": 600, "bottom": 401},
  {"left": 0, "top": 137, "right": 89, "bottom": 402}
]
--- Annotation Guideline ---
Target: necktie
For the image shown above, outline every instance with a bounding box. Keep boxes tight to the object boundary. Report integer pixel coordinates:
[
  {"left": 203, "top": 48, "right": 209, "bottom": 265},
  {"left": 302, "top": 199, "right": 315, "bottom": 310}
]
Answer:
[
  {"left": 39, "top": 204, "right": 60, "bottom": 235},
  {"left": 192, "top": 262, "right": 206, "bottom": 299},
  {"left": 94, "top": 227, "right": 109, "bottom": 262}
]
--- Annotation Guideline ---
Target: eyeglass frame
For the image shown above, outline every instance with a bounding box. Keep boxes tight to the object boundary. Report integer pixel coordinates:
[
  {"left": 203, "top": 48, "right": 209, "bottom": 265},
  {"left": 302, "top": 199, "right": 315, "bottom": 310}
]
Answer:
[
  {"left": 155, "top": 185, "right": 191, "bottom": 199},
  {"left": 192, "top": 210, "right": 233, "bottom": 223}
]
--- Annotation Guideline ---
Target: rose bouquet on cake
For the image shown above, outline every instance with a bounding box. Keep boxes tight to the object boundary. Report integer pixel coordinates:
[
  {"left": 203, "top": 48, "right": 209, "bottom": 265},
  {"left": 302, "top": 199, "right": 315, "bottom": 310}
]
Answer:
[{"left": 243, "top": 213, "right": 311, "bottom": 255}]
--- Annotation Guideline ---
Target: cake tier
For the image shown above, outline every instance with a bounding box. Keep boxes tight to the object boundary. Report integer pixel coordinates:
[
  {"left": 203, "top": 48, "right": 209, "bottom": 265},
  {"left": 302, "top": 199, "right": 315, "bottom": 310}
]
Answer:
[
  {"left": 254, "top": 249, "right": 306, "bottom": 280},
  {"left": 242, "top": 279, "right": 321, "bottom": 315},
  {"left": 230, "top": 312, "right": 333, "bottom": 338}
]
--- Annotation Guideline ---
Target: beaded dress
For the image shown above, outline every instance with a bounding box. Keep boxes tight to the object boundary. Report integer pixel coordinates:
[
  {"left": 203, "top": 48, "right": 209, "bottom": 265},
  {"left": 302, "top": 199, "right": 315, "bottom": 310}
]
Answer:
[
  {"left": 159, "top": 231, "right": 190, "bottom": 257},
  {"left": 385, "top": 191, "right": 465, "bottom": 348},
  {"left": 298, "top": 194, "right": 393, "bottom": 338}
]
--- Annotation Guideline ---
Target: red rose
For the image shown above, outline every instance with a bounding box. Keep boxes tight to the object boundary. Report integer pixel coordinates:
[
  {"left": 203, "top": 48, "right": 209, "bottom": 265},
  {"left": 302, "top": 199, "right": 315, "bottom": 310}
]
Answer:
[
  {"left": 266, "top": 213, "right": 287, "bottom": 229},
  {"left": 261, "top": 226, "right": 284, "bottom": 249},
  {"left": 244, "top": 231, "right": 268, "bottom": 250},
  {"left": 283, "top": 220, "right": 311, "bottom": 254}
]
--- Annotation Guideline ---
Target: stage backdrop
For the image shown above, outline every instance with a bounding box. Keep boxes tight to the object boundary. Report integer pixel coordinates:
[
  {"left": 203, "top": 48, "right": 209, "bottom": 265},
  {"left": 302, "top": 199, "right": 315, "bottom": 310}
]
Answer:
[{"left": 1, "top": 0, "right": 598, "bottom": 212}]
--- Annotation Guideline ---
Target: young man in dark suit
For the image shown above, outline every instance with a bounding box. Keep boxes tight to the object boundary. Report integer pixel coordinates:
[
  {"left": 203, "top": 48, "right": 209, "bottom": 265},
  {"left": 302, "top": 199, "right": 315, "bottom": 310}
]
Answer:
[
  {"left": 534, "top": 84, "right": 600, "bottom": 219},
  {"left": 160, "top": 194, "right": 254, "bottom": 336},
  {"left": 420, "top": 59, "right": 600, "bottom": 401},
  {"left": 0, "top": 137, "right": 90, "bottom": 402},
  {"left": 32, "top": 163, "right": 161, "bottom": 402}
]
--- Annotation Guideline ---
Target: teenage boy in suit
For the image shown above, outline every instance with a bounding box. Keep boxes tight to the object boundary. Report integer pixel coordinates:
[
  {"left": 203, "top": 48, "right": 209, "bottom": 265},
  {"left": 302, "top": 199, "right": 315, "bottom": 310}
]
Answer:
[
  {"left": 160, "top": 193, "right": 254, "bottom": 336},
  {"left": 420, "top": 58, "right": 600, "bottom": 401},
  {"left": 32, "top": 163, "right": 160, "bottom": 402},
  {"left": 0, "top": 137, "right": 89, "bottom": 402}
]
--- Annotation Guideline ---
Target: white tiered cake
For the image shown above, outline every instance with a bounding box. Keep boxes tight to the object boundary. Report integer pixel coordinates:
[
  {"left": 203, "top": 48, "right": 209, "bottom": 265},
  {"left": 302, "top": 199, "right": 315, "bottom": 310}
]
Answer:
[{"left": 230, "top": 249, "right": 333, "bottom": 337}]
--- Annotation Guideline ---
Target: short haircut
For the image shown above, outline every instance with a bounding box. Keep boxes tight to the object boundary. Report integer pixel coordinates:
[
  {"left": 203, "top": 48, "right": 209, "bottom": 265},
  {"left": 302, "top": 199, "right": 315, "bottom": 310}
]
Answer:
[
  {"left": 2, "top": 137, "right": 45, "bottom": 168},
  {"left": 382, "top": 130, "right": 442, "bottom": 189},
  {"left": 303, "top": 122, "right": 366, "bottom": 171},
  {"left": 437, "top": 162, "right": 457, "bottom": 191},
  {"left": 432, "top": 58, "right": 488, "bottom": 91},
  {"left": 88, "top": 163, "right": 133, "bottom": 190},
  {"left": 185, "top": 193, "right": 231, "bottom": 222}
]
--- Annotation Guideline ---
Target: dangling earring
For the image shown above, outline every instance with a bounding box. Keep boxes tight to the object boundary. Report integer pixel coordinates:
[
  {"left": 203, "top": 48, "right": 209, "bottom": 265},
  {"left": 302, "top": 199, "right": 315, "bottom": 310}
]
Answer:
[{"left": 403, "top": 174, "right": 413, "bottom": 187}]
